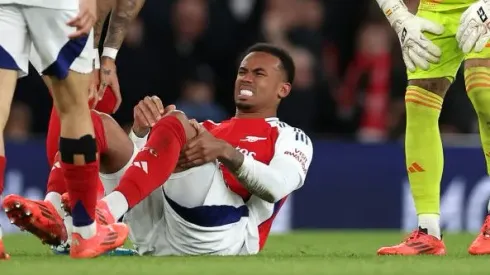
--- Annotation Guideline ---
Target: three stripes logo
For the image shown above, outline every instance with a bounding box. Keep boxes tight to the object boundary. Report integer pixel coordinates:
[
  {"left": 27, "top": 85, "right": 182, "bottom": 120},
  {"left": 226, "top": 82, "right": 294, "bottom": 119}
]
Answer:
[
  {"left": 132, "top": 161, "right": 148, "bottom": 174},
  {"left": 96, "top": 209, "right": 109, "bottom": 225},
  {"left": 34, "top": 201, "right": 57, "bottom": 222},
  {"left": 101, "top": 230, "right": 119, "bottom": 246},
  {"left": 407, "top": 162, "right": 425, "bottom": 173},
  {"left": 293, "top": 128, "right": 310, "bottom": 145},
  {"left": 406, "top": 241, "right": 434, "bottom": 254}
]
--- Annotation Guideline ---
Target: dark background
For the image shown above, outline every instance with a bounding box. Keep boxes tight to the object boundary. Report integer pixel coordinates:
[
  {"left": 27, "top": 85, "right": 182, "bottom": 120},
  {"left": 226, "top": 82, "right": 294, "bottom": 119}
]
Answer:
[{"left": 6, "top": 0, "right": 477, "bottom": 145}]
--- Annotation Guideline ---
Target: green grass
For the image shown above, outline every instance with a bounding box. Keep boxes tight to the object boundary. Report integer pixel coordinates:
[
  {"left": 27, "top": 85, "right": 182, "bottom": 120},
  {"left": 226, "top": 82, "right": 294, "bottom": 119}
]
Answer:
[{"left": 1, "top": 231, "right": 489, "bottom": 275}]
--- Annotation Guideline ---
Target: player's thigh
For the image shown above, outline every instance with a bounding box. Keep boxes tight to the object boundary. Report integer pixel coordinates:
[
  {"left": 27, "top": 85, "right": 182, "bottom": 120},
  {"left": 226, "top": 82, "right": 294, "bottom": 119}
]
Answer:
[
  {"left": 123, "top": 188, "right": 166, "bottom": 252},
  {"left": 407, "top": 9, "right": 464, "bottom": 96},
  {"left": 22, "top": 7, "right": 93, "bottom": 80},
  {"left": 164, "top": 161, "right": 244, "bottom": 208},
  {"left": 0, "top": 5, "right": 30, "bottom": 76},
  {"left": 0, "top": 5, "right": 30, "bottom": 123}
]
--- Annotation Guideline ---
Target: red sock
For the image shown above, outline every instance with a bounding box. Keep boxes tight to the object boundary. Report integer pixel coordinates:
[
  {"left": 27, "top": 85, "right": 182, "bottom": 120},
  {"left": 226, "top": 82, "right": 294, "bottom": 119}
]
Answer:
[
  {"left": 0, "top": 156, "right": 5, "bottom": 195},
  {"left": 47, "top": 158, "right": 105, "bottom": 200},
  {"left": 46, "top": 107, "right": 108, "bottom": 167},
  {"left": 46, "top": 107, "right": 108, "bottom": 197},
  {"left": 46, "top": 154, "right": 65, "bottom": 195},
  {"left": 60, "top": 136, "right": 99, "bottom": 227},
  {"left": 46, "top": 107, "right": 60, "bottom": 168},
  {"left": 114, "top": 116, "right": 186, "bottom": 208}
]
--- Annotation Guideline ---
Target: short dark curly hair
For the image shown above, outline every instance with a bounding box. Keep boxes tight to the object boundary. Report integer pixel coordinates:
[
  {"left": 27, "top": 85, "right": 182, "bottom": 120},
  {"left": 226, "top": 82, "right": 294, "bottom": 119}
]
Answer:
[{"left": 242, "top": 43, "right": 295, "bottom": 84}]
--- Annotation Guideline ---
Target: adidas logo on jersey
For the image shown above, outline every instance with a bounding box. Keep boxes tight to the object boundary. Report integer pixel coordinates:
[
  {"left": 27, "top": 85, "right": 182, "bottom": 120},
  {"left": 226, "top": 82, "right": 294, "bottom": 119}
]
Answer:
[{"left": 131, "top": 161, "right": 148, "bottom": 174}]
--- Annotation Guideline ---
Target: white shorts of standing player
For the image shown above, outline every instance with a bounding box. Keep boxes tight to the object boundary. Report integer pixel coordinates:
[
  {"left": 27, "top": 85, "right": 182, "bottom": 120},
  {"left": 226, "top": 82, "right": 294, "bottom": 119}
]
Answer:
[
  {"left": 123, "top": 161, "right": 262, "bottom": 256},
  {"left": 0, "top": 4, "right": 93, "bottom": 79}
]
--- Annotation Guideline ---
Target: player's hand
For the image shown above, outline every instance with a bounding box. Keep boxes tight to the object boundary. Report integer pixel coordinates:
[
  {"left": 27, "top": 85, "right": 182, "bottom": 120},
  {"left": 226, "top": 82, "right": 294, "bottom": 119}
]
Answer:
[
  {"left": 456, "top": 0, "right": 490, "bottom": 53},
  {"left": 178, "top": 125, "right": 229, "bottom": 169},
  {"left": 393, "top": 13, "right": 444, "bottom": 72},
  {"left": 133, "top": 96, "right": 174, "bottom": 137},
  {"left": 67, "top": 0, "right": 96, "bottom": 39},
  {"left": 99, "top": 57, "right": 122, "bottom": 113},
  {"left": 382, "top": 0, "right": 444, "bottom": 72}
]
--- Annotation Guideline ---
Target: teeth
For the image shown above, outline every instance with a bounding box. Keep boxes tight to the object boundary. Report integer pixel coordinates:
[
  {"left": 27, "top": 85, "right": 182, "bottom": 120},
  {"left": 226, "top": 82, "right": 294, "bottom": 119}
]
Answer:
[{"left": 239, "top": 89, "right": 253, "bottom": 96}]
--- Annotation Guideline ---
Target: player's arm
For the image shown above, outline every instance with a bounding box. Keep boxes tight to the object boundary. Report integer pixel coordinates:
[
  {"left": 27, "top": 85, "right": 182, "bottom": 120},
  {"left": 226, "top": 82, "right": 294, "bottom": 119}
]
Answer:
[
  {"left": 94, "top": 0, "right": 116, "bottom": 49},
  {"left": 102, "top": 0, "right": 146, "bottom": 58},
  {"left": 456, "top": 0, "right": 490, "bottom": 53},
  {"left": 97, "top": 0, "right": 146, "bottom": 113},
  {"left": 376, "top": 0, "right": 444, "bottom": 72},
  {"left": 219, "top": 128, "right": 313, "bottom": 203}
]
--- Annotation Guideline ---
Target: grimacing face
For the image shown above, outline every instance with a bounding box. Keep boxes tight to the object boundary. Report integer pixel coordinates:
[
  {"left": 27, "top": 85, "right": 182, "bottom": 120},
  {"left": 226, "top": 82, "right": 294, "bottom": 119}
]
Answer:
[{"left": 234, "top": 51, "right": 291, "bottom": 111}]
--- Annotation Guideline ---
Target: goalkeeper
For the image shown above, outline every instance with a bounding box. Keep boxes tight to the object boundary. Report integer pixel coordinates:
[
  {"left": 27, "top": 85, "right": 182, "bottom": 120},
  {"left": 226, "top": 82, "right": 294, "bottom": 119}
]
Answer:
[{"left": 376, "top": 0, "right": 490, "bottom": 255}]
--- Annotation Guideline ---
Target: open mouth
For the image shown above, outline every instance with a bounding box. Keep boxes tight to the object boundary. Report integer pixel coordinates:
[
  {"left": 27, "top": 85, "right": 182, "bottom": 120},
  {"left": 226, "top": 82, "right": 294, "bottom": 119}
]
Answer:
[{"left": 238, "top": 89, "right": 253, "bottom": 97}]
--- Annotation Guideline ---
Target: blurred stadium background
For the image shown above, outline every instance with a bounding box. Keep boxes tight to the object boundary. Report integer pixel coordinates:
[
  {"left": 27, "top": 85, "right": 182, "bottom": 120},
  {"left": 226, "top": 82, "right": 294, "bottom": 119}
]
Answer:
[{"left": 2, "top": 0, "right": 487, "bottom": 235}]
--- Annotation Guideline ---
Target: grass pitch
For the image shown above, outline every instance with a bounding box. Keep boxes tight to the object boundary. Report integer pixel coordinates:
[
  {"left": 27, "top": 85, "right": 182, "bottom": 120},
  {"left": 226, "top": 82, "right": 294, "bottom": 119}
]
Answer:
[{"left": 1, "top": 231, "right": 488, "bottom": 275}]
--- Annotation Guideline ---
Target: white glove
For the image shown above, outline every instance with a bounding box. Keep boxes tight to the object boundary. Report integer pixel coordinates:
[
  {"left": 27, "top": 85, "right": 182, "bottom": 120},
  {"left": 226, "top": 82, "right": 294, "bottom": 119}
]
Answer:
[
  {"left": 378, "top": 0, "right": 444, "bottom": 72},
  {"left": 456, "top": 0, "right": 490, "bottom": 53}
]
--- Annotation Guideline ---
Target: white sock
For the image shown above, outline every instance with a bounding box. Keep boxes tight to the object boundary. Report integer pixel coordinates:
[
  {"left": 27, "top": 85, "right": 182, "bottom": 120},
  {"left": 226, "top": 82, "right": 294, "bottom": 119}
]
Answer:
[
  {"left": 487, "top": 199, "right": 490, "bottom": 213},
  {"left": 102, "top": 191, "right": 129, "bottom": 221},
  {"left": 44, "top": 192, "right": 64, "bottom": 218},
  {"left": 64, "top": 215, "right": 73, "bottom": 245},
  {"left": 72, "top": 222, "right": 96, "bottom": 239},
  {"left": 0, "top": 226, "right": 3, "bottom": 239},
  {"left": 418, "top": 214, "right": 441, "bottom": 239}
]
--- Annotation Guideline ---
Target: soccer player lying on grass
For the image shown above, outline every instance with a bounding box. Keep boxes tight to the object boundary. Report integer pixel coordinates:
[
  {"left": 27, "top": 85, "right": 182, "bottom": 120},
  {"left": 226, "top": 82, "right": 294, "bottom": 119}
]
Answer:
[{"left": 5, "top": 43, "right": 313, "bottom": 256}]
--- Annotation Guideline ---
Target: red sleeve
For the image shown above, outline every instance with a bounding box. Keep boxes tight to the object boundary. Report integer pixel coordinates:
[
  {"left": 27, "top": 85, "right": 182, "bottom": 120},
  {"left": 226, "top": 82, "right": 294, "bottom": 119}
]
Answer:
[{"left": 201, "top": 120, "right": 220, "bottom": 131}]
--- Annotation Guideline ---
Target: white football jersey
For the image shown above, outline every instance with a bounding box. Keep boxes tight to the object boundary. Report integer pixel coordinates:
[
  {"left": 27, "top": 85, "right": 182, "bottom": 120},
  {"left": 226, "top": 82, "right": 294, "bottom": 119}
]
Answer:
[{"left": 0, "top": 0, "right": 78, "bottom": 10}]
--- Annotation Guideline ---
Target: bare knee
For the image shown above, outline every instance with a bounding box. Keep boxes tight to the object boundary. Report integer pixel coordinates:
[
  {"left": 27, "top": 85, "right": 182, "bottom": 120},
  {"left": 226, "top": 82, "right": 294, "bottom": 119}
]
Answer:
[
  {"left": 408, "top": 78, "right": 451, "bottom": 98},
  {"left": 49, "top": 72, "right": 91, "bottom": 116}
]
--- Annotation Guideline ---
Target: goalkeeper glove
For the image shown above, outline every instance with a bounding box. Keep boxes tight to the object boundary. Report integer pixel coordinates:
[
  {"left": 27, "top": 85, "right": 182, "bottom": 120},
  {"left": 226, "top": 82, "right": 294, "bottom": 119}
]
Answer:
[
  {"left": 457, "top": 0, "right": 490, "bottom": 53},
  {"left": 377, "top": 0, "right": 444, "bottom": 72}
]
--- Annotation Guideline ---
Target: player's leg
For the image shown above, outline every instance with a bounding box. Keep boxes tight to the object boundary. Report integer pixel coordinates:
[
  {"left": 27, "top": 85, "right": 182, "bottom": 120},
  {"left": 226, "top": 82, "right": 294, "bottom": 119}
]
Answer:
[
  {"left": 0, "top": 4, "right": 31, "bottom": 260},
  {"left": 377, "top": 8, "right": 464, "bottom": 256},
  {"left": 26, "top": 7, "right": 126, "bottom": 258},
  {"left": 3, "top": 72, "right": 107, "bottom": 247},
  {"left": 463, "top": 54, "right": 490, "bottom": 254},
  {"left": 100, "top": 111, "right": 197, "bottom": 222}
]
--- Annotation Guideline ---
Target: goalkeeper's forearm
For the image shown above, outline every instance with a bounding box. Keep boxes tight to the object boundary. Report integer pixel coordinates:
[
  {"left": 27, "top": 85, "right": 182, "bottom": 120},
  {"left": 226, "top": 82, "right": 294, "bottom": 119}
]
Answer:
[
  {"left": 94, "top": 0, "right": 117, "bottom": 48},
  {"left": 103, "top": 0, "right": 146, "bottom": 52}
]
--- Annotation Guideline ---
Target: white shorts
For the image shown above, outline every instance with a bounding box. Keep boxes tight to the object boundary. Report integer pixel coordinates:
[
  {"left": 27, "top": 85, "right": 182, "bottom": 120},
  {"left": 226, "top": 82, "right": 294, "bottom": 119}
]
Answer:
[
  {"left": 123, "top": 162, "right": 261, "bottom": 256},
  {"left": 0, "top": 4, "right": 93, "bottom": 78}
]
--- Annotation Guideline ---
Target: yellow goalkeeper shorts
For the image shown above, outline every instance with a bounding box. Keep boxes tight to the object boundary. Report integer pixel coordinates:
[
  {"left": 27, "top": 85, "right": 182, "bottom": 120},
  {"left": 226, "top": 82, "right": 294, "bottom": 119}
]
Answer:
[{"left": 408, "top": 4, "right": 490, "bottom": 81}]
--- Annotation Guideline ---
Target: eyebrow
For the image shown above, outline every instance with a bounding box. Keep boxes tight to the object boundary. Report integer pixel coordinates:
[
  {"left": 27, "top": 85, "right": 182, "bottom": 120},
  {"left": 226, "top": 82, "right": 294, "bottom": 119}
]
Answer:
[{"left": 238, "top": 67, "right": 268, "bottom": 73}]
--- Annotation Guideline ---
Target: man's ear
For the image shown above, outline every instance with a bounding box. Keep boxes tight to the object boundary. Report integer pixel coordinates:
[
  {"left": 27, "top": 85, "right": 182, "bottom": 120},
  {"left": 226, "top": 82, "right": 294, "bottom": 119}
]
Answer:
[{"left": 278, "top": 83, "right": 291, "bottom": 99}]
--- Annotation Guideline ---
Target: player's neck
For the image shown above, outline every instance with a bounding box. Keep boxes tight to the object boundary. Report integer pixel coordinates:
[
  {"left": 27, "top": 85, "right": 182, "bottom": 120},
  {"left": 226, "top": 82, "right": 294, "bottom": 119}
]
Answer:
[{"left": 235, "top": 109, "right": 277, "bottom": 119}]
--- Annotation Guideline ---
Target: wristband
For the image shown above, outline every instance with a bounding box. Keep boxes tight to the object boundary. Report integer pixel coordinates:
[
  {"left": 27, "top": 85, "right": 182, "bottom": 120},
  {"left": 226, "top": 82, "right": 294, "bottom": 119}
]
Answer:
[
  {"left": 94, "top": 48, "right": 100, "bottom": 69},
  {"left": 376, "top": 0, "right": 408, "bottom": 25},
  {"left": 102, "top": 47, "right": 118, "bottom": 60}
]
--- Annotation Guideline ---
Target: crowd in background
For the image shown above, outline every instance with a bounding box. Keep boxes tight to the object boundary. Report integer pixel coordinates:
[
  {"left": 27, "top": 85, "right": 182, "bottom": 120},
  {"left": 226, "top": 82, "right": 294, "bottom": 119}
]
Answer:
[{"left": 7, "top": 0, "right": 478, "bottom": 143}]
